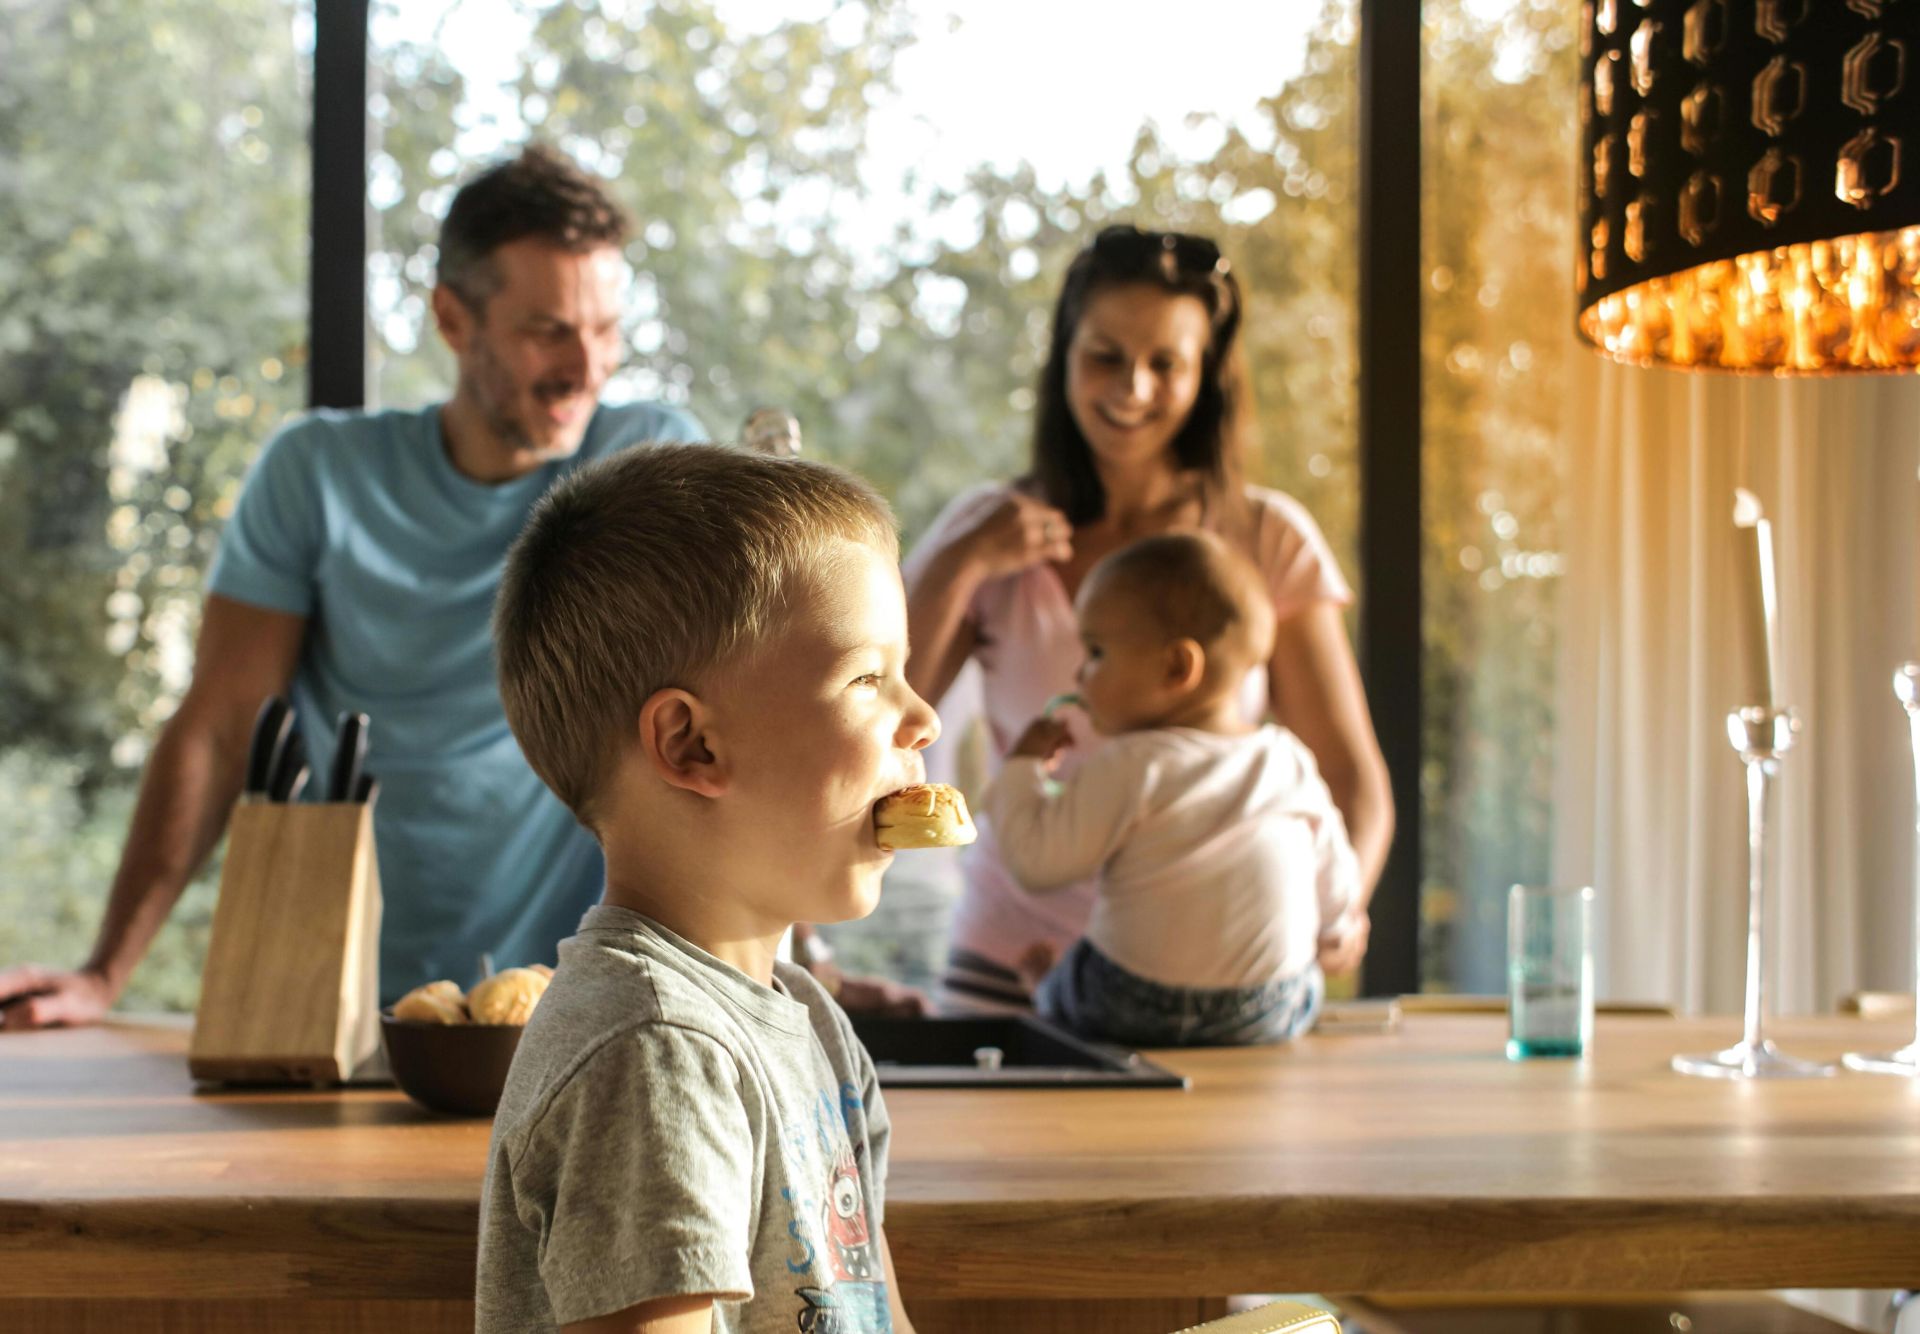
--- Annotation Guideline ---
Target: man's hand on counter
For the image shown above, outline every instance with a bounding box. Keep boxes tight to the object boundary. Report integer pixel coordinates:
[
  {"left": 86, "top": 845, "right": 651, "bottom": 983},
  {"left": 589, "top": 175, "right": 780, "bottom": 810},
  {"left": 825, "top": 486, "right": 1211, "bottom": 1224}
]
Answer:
[
  {"left": 0, "top": 964, "right": 115, "bottom": 1031},
  {"left": 792, "top": 921, "right": 932, "bottom": 1018},
  {"left": 818, "top": 965, "right": 933, "bottom": 1019}
]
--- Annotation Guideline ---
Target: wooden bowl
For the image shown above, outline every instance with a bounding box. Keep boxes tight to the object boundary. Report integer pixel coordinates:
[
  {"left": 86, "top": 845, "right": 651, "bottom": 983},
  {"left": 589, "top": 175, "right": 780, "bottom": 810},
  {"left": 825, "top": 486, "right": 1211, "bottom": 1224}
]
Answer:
[{"left": 379, "top": 1010, "right": 523, "bottom": 1116}]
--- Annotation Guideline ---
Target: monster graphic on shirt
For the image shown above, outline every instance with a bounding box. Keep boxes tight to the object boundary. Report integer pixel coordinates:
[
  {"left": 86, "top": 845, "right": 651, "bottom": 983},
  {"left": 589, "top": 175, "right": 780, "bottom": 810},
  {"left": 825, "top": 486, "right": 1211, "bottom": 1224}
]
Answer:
[
  {"left": 781, "top": 1086, "right": 890, "bottom": 1333},
  {"left": 819, "top": 1141, "right": 876, "bottom": 1281}
]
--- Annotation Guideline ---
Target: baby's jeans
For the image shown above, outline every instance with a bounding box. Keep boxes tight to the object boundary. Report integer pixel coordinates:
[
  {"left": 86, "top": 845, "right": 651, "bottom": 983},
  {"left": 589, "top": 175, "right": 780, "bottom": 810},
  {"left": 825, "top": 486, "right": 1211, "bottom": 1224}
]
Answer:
[{"left": 1035, "top": 939, "right": 1324, "bottom": 1048}]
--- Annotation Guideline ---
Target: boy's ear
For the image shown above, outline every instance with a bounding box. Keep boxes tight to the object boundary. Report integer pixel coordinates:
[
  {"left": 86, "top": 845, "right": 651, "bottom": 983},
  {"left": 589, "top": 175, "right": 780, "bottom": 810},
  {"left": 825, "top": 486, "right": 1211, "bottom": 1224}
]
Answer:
[
  {"left": 638, "top": 688, "right": 728, "bottom": 798},
  {"left": 1164, "top": 638, "right": 1206, "bottom": 692}
]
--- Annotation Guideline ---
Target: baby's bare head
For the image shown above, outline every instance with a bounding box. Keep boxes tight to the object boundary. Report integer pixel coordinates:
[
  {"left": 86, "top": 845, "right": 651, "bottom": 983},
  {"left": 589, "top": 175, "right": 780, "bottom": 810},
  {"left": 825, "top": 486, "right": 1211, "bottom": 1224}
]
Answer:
[{"left": 1079, "top": 530, "right": 1275, "bottom": 688}]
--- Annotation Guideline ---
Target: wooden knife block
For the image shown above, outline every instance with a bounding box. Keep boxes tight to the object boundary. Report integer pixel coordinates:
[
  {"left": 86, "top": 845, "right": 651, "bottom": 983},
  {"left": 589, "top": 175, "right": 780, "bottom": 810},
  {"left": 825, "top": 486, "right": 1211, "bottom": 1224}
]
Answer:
[{"left": 189, "top": 800, "right": 383, "bottom": 1085}]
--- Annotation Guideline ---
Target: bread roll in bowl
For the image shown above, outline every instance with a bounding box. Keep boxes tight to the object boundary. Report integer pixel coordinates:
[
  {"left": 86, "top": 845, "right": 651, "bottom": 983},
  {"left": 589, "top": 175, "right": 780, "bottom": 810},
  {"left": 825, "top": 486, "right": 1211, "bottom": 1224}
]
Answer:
[
  {"left": 392, "top": 979, "right": 468, "bottom": 1025},
  {"left": 874, "top": 783, "right": 977, "bottom": 850},
  {"left": 467, "top": 966, "right": 550, "bottom": 1026}
]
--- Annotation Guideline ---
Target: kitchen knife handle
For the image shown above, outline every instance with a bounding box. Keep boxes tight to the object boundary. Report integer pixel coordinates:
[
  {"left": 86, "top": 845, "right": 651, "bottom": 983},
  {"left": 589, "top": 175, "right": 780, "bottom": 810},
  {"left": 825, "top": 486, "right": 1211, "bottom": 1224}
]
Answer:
[
  {"left": 245, "top": 696, "right": 293, "bottom": 798},
  {"left": 327, "top": 712, "right": 369, "bottom": 803},
  {"left": 266, "top": 727, "right": 308, "bottom": 803}
]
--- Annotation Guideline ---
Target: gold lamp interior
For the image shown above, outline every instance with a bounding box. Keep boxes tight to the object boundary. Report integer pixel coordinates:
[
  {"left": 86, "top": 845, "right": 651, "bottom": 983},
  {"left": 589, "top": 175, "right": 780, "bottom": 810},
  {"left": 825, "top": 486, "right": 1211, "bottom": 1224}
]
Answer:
[{"left": 1580, "top": 225, "right": 1920, "bottom": 374}]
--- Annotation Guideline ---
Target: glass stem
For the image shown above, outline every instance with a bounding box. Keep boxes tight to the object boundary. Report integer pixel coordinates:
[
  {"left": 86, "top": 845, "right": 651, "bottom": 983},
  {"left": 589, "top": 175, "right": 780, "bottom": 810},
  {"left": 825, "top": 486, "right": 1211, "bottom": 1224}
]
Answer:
[
  {"left": 1742, "top": 754, "right": 1771, "bottom": 1052},
  {"left": 1907, "top": 704, "right": 1920, "bottom": 1051}
]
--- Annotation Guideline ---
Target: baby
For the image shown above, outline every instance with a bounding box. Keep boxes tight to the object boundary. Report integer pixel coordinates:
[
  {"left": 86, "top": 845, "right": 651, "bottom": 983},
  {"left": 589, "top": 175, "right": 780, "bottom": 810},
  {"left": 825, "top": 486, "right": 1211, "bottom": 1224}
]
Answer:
[{"left": 983, "top": 530, "right": 1361, "bottom": 1047}]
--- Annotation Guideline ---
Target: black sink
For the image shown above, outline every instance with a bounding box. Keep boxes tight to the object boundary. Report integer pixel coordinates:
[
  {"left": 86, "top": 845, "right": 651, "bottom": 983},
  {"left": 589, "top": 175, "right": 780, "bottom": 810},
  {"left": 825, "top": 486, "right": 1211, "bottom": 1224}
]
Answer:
[{"left": 848, "top": 1013, "right": 1188, "bottom": 1089}]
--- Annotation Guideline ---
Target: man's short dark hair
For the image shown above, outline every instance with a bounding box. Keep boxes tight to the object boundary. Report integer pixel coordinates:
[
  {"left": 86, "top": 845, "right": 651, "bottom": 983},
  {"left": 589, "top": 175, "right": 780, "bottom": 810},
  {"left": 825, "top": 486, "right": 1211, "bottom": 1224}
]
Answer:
[{"left": 437, "top": 144, "right": 630, "bottom": 312}]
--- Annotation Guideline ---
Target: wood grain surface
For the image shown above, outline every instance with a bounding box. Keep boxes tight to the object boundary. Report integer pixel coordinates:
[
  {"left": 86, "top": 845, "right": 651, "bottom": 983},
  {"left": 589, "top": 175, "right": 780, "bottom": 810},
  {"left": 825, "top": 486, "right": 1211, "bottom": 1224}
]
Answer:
[
  {"left": 187, "top": 802, "right": 383, "bottom": 1084},
  {"left": 2, "top": 1012, "right": 1917, "bottom": 1306}
]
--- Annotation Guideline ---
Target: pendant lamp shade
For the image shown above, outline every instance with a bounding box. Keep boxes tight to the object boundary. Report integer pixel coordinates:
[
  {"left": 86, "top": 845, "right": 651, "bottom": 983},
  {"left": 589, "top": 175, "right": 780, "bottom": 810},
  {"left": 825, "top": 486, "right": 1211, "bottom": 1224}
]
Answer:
[{"left": 1577, "top": 0, "right": 1920, "bottom": 373}]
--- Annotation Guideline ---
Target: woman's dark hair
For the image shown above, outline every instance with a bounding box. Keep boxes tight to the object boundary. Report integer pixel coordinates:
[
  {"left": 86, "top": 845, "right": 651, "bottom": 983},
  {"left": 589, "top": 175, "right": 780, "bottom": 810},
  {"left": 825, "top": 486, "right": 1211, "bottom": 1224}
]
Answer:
[
  {"left": 1028, "top": 226, "right": 1250, "bottom": 526},
  {"left": 437, "top": 144, "right": 631, "bottom": 313}
]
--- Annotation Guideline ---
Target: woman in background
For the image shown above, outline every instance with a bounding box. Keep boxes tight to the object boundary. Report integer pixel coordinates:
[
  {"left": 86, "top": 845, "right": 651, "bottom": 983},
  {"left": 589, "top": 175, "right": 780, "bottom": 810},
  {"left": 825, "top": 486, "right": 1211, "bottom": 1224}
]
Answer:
[{"left": 904, "top": 224, "right": 1392, "bottom": 1010}]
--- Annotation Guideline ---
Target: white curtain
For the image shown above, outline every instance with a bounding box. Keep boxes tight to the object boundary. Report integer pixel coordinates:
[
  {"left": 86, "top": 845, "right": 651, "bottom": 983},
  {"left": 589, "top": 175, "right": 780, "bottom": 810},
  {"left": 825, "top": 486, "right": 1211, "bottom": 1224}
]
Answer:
[{"left": 1552, "top": 349, "right": 1920, "bottom": 1017}]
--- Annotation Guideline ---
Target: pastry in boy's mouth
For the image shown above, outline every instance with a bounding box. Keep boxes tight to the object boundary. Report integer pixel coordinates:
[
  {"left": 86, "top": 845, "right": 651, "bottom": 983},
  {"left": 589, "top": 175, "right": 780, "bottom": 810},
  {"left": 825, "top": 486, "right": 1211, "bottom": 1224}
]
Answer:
[{"left": 873, "top": 783, "right": 977, "bottom": 850}]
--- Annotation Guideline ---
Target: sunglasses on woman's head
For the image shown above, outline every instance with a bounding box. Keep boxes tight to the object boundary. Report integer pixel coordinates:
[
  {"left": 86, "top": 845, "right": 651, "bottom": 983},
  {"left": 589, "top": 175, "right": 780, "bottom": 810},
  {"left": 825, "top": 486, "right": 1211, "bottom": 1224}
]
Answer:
[{"left": 1089, "top": 225, "right": 1230, "bottom": 278}]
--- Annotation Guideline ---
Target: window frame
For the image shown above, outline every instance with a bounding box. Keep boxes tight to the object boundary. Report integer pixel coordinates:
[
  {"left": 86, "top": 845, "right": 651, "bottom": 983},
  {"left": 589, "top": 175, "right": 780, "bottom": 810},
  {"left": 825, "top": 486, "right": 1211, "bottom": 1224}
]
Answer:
[{"left": 309, "top": 0, "right": 368, "bottom": 411}]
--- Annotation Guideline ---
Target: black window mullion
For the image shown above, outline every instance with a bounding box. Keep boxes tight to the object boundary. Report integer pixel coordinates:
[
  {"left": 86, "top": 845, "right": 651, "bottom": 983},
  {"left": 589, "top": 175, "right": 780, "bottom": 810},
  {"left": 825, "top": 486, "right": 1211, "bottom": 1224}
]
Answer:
[
  {"left": 309, "top": 0, "right": 369, "bottom": 410},
  {"left": 1357, "top": 0, "right": 1423, "bottom": 997}
]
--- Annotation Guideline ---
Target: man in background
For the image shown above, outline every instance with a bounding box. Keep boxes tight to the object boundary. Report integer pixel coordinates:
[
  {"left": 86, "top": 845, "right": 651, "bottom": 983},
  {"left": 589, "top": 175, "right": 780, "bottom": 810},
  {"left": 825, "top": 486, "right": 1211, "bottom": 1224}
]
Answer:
[{"left": 0, "top": 145, "right": 705, "bottom": 1025}]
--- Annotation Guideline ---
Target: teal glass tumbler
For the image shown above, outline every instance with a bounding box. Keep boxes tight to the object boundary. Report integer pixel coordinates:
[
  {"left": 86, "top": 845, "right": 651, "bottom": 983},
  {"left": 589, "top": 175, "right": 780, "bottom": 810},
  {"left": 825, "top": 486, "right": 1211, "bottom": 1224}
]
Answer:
[{"left": 1506, "top": 884, "right": 1595, "bottom": 1060}]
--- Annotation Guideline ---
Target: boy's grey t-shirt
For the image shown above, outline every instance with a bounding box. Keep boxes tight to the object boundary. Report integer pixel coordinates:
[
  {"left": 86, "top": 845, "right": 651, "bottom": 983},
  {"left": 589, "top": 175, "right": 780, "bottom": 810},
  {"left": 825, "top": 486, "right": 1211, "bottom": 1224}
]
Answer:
[{"left": 475, "top": 905, "right": 895, "bottom": 1333}]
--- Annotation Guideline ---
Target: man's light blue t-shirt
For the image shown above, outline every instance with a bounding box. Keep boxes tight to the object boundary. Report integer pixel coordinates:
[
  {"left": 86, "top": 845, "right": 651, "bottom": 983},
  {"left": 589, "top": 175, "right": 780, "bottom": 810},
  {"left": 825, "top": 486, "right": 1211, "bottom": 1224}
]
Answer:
[{"left": 208, "top": 401, "right": 705, "bottom": 1003}]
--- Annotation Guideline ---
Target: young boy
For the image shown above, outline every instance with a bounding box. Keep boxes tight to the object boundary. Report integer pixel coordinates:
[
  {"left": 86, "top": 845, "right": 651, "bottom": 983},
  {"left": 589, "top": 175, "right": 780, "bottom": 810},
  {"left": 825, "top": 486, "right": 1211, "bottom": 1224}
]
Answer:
[
  {"left": 478, "top": 443, "right": 935, "bottom": 1334},
  {"left": 984, "top": 530, "right": 1361, "bottom": 1048}
]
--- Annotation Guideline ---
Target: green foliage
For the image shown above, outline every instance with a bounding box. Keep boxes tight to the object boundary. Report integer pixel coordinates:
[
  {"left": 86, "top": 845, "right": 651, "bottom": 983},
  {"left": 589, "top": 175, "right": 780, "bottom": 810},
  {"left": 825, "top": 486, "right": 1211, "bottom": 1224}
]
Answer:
[
  {"left": 0, "top": 0, "right": 307, "bottom": 787},
  {"left": 367, "top": 1, "right": 1366, "bottom": 552},
  {"left": 0, "top": 750, "right": 218, "bottom": 1012},
  {"left": 1418, "top": 2, "right": 1576, "bottom": 988}
]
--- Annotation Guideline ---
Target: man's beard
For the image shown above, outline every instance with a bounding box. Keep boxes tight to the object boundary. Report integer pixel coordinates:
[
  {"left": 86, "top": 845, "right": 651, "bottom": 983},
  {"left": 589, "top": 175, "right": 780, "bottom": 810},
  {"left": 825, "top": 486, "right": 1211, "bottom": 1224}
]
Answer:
[{"left": 472, "top": 339, "right": 588, "bottom": 461}]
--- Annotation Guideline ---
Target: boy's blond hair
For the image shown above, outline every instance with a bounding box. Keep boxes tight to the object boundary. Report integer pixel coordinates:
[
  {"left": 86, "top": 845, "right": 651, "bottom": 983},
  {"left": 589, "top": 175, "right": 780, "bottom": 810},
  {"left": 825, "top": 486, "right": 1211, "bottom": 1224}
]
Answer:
[
  {"left": 494, "top": 443, "right": 896, "bottom": 828},
  {"left": 1083, "top": 530, "right": 1276, "bottom": 676}
]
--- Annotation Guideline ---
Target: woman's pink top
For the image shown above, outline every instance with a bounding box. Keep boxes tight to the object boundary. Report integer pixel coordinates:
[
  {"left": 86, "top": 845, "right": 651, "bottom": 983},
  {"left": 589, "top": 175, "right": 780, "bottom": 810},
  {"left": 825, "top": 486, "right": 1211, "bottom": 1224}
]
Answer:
[{"left": 904, "top": 481, "right": 1354, "bottom": 976}]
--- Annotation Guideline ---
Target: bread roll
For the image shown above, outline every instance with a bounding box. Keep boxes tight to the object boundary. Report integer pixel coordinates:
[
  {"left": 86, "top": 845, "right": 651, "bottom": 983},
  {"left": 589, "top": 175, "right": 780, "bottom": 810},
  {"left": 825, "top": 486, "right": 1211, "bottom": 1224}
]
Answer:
[
  {"left": 874, "top": 783, "right": 977, "bottom": 850},
  {"left": 392, "top": 979, "right": 468, "bottom": 1025},
  {"left": 467, "top": 966, "right": 550, "bottom": 1026}
]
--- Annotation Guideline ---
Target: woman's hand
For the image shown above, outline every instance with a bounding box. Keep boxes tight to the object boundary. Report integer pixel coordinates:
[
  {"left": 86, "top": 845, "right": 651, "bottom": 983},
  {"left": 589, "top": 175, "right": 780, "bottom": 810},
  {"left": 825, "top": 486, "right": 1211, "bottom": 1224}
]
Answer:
[
  {"left": 904, "top": 492, "right": 1071, "bottom": 707},
  {"left": 1008, "top": 716, "right": 1074, "bottom": 767},
  {"left": 898, "top": 491, "right": 1067, "bottom": 710},
  {"left": 817, "top": 965, "right": 934, "bottom": 1018},
  {"left": 956, "top": 493, "right": 1074, "bottom": 580}
]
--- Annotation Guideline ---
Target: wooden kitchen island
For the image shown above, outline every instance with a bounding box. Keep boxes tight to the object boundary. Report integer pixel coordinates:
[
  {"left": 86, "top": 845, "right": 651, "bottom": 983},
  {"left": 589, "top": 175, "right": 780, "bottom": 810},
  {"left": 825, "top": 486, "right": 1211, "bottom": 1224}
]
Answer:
[{"left": 3, "top": 1012, "right": 1917, "bottom": 1333}]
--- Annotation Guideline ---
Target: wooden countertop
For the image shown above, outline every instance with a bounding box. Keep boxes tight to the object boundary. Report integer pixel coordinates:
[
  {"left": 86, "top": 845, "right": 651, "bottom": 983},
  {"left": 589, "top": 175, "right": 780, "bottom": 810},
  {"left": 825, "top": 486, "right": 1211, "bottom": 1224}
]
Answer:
[{"left": 2, "top": 1013, "right": 1917, "bottom": 1302}]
